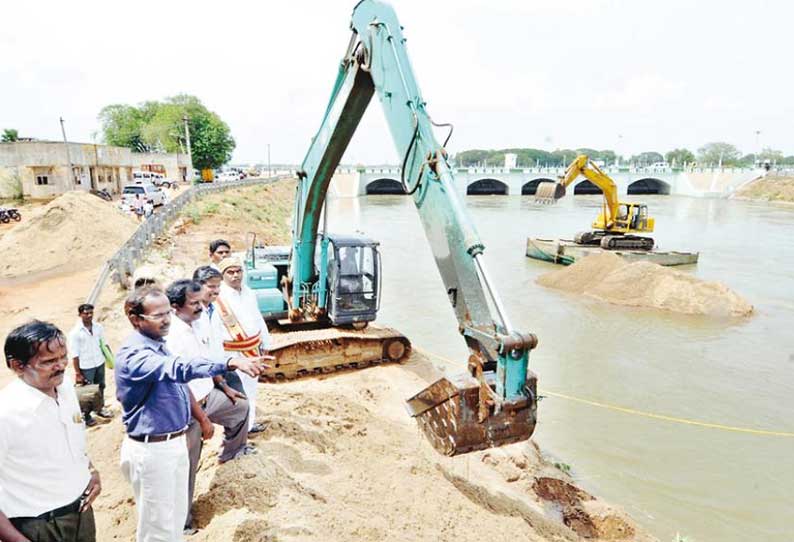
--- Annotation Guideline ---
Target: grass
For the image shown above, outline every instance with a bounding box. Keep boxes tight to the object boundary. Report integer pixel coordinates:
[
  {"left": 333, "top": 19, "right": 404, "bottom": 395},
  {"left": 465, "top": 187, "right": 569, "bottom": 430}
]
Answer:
[
  {"left": 554, "top": 462, "right": 572, "bottom": 475},
  {"left": 177, "top": 180, "right": 296, "bottom": 244}
]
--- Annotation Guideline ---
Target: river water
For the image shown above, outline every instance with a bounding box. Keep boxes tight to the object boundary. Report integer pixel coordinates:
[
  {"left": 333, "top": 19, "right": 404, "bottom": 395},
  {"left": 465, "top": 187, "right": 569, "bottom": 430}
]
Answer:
[{"left": 325, "top": 193, "right": 794, "bottom": 542}]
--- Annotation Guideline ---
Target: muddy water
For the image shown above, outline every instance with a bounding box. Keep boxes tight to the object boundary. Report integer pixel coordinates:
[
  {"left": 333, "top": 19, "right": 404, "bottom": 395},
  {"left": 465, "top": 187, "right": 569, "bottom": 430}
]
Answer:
[{"left": 326, "top": 194, "right": 794, "bottom": 542}]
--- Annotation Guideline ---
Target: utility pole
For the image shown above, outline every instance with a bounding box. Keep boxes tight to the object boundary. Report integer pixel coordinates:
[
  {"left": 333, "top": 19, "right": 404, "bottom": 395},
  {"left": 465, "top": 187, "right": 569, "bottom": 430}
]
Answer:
[
  {"left": 267, "top": 143, "right": 271, "bottom": 178},
  {"left": 59, "top": 117, "right": 75, "bottom": 186},
  {"left": 183, "top": 114, "right": 193, "bottom": 182}
]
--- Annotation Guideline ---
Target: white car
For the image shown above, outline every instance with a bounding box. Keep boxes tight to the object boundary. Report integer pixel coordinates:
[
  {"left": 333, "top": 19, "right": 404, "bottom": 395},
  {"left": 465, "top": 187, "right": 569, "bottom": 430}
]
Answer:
[
  {"left": 121, "top": 184, "right": 166, "bottom": 207},
  {"left": 217, "top": 171, "right": 240, "bottom": 183},
  {"left": 132, "top": 171, "right": 172, "bottom": 188}
]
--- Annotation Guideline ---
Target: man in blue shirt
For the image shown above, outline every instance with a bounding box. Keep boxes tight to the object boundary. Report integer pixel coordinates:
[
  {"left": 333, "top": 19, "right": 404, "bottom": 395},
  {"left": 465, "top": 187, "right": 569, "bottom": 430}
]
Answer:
[{"left": 115, "top": 285, "right": 265, "bottom": 542}]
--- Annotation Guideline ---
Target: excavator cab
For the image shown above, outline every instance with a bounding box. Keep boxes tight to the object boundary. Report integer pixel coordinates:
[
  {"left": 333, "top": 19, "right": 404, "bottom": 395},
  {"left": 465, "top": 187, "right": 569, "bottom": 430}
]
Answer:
[{"left": 325, "top": 235, "right": 381, "bottom": 327}]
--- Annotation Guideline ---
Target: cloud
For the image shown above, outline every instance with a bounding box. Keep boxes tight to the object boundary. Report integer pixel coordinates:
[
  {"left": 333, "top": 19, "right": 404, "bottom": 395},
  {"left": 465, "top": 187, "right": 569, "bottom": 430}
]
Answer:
[{"left": 593, "top": 74, "right": 686, "bottom": 112}]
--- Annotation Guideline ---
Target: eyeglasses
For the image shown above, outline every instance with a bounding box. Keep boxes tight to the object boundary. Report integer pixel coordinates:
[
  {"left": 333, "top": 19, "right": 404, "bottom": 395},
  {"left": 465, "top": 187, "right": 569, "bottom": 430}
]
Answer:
[{"left": 138, "top": 311, "right": 171, "bottom": 322}]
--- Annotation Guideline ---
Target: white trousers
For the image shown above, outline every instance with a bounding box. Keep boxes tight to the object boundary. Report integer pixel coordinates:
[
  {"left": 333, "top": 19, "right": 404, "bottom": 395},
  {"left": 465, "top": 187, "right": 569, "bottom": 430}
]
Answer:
[
  {"left": 120, "top": 435, "right": 189, "bottom": 542},
  {"left": 238, "top": 371, "right": 259, "bottom": 430}
]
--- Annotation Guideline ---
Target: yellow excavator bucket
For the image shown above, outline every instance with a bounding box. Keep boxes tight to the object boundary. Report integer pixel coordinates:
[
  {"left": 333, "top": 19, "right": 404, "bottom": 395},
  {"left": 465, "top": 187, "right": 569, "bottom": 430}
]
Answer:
[{"left": 534, "top": 181, "right": 566, "bottom": 203}]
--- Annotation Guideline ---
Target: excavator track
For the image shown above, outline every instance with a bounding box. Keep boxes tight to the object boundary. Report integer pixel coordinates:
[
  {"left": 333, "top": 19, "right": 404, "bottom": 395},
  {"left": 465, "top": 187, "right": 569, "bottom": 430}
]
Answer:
[
  {"left": 263, "top": 324, "right": 411, "bottom": 381},
  {"left": 600, "top": 235, "right": 654, "bottom": 251}
]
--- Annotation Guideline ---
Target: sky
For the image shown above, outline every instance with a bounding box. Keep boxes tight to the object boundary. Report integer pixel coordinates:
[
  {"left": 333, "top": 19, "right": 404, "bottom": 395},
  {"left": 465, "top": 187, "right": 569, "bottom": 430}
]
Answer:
[{"left": 1, "top": 0, "right": 791, "bottom": 165}]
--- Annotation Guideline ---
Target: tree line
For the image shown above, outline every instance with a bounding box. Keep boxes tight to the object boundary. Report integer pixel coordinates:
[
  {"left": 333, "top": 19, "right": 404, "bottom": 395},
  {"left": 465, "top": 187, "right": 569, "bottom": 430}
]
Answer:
[
  {"left": 454, "top": 143, "right": 794, "bottom": 168},
  {"left": 3, "top": 96, "right": 235, "bottom": 171},
  {"left": 97, "top": 94, "right": 234, "bottom": 171}
]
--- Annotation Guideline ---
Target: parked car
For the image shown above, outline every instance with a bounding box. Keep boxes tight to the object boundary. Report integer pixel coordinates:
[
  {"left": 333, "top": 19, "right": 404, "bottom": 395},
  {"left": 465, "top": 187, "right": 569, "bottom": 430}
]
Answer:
[
  {"left": 132, "top": 170, "right": 172, "bottom": 188},
  {"left": 217, "top": 171, "right": 241, "bottom": 183},
  {"left": 121, "top": 183, "right": 166, "bottom": 207}
]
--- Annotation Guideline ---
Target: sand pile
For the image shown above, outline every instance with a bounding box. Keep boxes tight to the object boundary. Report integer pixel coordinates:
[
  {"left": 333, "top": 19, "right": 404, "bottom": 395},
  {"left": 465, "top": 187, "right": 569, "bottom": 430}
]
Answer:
[
  {"left": 735, "top": 175, "right": 794, "bottom": 203},
  {"left": 538, "top": 252, "right": 753, "bottom": 317},
  {"left": 86, "top": 353, "right": 651, "bottom": 542},
  {"left": 0, "top": 191, "right": 138, "bottom": 279}
]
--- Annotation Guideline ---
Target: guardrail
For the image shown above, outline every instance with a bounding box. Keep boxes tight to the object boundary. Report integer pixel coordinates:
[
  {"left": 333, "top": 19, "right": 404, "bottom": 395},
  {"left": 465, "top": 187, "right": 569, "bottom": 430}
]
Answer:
[{"left": 85, "top": 175, "right": 289, "bottom": 305}]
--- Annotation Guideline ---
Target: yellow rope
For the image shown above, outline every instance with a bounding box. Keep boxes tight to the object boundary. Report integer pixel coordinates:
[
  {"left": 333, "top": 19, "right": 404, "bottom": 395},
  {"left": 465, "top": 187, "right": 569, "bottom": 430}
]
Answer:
[{"left": 423, "top": 349, "right": 794, "bottom": 438}]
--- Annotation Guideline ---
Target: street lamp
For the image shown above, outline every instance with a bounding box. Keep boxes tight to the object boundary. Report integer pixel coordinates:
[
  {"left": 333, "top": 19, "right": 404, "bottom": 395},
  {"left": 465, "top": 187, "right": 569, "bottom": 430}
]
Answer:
[{"left": 183, "top": 115, "right": 193, "bottom": 182}]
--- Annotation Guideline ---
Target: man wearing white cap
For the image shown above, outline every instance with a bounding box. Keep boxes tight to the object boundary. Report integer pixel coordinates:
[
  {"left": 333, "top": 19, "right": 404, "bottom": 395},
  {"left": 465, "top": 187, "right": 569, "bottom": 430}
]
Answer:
[{"left": 216, "top": 257, "right": 270, "bottom": 433}]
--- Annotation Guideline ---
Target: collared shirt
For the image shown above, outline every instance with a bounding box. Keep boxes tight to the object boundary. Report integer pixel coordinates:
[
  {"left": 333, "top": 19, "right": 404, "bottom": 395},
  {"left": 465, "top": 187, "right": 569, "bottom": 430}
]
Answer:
[
  {"left": 165, "top": 315, "right": 227, "bottom": 402},
  {"left": 0, "top": 379, "right": 90, "bottom": 518},
  {"left": 114, "top": 330, "right": 227, "bottom": 437},
  {"left": 198, "top": 303, "right": 228, "bottom": 361},
  {"left": 67, "top": 321, "right": 105, "bottom": 370},
  {"left": 218, "top": 283, "right": 271, "bottom": 350}
]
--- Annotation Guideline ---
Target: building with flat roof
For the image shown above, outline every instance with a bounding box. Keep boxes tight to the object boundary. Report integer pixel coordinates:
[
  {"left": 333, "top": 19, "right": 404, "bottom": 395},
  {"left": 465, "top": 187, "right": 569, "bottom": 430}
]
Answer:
[{"left": 0, "top": 141, "right": 192, "bottom": 199}]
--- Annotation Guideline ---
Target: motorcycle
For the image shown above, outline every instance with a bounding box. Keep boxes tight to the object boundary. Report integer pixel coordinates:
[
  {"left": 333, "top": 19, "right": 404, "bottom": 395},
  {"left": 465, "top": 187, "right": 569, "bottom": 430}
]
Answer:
[
  {"left": 90, "top": 188, "right": 113, "bottom": 202},
  {"left": 0, "top": 207, "right": 21, "bottom": 223}
]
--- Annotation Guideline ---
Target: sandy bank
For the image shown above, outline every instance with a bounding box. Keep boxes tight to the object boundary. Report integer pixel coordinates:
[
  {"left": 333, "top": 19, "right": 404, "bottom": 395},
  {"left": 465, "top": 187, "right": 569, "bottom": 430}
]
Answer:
[
  {"left": 734, "top": 175, "right": 794, "bottom": 203},
  {"left": 537, "top": 252, "right": 753, "bottom": 317}
]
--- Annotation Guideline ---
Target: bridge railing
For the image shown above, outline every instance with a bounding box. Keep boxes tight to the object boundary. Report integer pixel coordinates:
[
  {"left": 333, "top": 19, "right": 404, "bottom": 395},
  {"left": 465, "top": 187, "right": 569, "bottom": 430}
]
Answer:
[{"left": 85, "top": 175, "right": 290, "bottom": 305}]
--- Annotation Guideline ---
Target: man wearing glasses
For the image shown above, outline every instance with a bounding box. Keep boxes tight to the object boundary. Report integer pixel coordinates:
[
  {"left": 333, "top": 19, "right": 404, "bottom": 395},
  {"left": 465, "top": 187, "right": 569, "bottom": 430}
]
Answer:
[{"left": 115, "top": 285, "right": 266, "bottom": 542}]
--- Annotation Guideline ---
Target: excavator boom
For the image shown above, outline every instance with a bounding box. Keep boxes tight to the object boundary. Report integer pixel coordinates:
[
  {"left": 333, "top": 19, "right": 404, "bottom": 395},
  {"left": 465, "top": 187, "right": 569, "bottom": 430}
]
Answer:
[{"left": 290, "top": 0, "right": 539, "bottom": 455}]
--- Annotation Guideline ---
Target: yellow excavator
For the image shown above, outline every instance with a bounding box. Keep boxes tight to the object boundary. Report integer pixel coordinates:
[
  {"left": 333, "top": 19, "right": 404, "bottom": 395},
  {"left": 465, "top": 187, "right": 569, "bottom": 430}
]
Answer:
[{"left": 536, "top": 154, "right": 656, "bottom": 250}]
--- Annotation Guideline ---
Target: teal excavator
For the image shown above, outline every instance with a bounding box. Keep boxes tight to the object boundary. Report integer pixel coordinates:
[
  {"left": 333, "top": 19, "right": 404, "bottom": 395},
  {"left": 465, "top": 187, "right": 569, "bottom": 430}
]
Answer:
[{"left": 246, "top": 0, "right": 539, "bottom": 456}]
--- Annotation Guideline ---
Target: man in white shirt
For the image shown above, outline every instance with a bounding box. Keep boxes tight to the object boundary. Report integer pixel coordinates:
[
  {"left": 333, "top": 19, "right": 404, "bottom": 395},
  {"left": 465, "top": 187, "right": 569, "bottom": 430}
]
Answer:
[
  {"left": 164, "top": 279, "right": 256, "bottom": 533},
  {"left": 68, "top": 303, "right": 113, "bottom": 426},
  {"left": 216, "top": 257, "right": 271, "bottom": 433},
  {"left": 0, "top": 320, "right": 101, "bottom": 542},
  {"left": 193, "top": 266, "right": 245, "bottom": 395}
]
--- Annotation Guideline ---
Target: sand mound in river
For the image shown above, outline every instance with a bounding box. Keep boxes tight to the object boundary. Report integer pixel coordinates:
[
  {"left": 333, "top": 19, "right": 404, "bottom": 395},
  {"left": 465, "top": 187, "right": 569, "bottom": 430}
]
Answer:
[
  {"left": 0, "top": 191, "right": 137, "bottom": 279},
  {"left": 537, "top": 252, "right": 753, "bottom": 317}
]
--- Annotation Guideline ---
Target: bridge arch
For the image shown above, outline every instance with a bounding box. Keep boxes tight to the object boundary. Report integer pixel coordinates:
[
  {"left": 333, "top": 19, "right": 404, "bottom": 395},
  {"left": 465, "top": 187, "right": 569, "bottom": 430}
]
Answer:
[
  {"left": 628, "top": 178, "right": 671, "bottom": 195},
  {"left": 365, "top": 178, "right": 406, "bottom": 195},
  {"left": 573, "top": 180, "right": 603, "bottom": 195},
  {"left": 521, "top": 178, "right": 555, "bottom": 195},
  {"left": 467, "top": 178, "right": 509, "bottom": 195}
]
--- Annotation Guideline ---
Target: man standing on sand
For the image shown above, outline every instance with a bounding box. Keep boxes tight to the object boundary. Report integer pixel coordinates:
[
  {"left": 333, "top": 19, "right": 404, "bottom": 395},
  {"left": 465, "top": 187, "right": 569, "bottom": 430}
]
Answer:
[
  {"left": 163, "top": 279, "right": 257, "bottom": 534},
  {"left": 193, "top": 265, "right": 244, "bottom": 395},
  {"left": 208, "top": 240, "right": 231, "bottom": 270},
  {"left": 68, "top": 303, "right": 113, "bottom": 427},
  {"left": 115, "top": 285, "right": 266, "bottom": 542},
  {"left": 216, "top": 257, "right": 270, "bottom": 433},
  {"left": 0, "top": 321, "right": 101, "bottom": 542}
]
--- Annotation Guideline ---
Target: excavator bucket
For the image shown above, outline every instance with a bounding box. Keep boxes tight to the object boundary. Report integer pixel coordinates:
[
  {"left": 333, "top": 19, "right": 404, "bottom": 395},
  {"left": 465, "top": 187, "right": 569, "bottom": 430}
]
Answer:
[
  {"left": 406, "top": 371, "right": 538, "bottom": 456},
  {"left": 534, "top": 181, "right": 566, "bottom": 203}
]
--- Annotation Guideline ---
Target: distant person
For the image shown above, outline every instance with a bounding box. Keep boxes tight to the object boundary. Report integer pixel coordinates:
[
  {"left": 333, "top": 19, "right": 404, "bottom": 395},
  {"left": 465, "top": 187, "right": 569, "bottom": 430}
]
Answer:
[
  {"left": 217, "top": 257, "right": 271, "bottom": 433},
  {"left": 164, "top": 279, "right": 257, "bottom": 534},
  {"left": 208, "top": 239, "right": 231, "bottom": 270},
  {"left": 131, "top": 266, "right": 160, "bottom": 290},
  {"left": 68, "top": 303, "right": 113, "bottom": 426},
  {"left": 115, "top": 286, "right": 265, "bottom": 542},
  {"left": 0, "top": 320, "right": 101, "bottom": 542},
  {"left": 132, "top": 194, "right": 144, "bottom": 221},
  {"left": 143, "top": 199, "right": 153, "bottom": 218}
]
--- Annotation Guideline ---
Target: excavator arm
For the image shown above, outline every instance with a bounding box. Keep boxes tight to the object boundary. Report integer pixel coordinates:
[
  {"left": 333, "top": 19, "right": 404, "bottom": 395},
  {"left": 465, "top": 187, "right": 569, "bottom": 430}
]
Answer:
[
  {"left": 538, "top": 154, "right": 620, "bottom": 227},
  {"left": 289, "top": 0, "right": 539, "bottom": 455}
]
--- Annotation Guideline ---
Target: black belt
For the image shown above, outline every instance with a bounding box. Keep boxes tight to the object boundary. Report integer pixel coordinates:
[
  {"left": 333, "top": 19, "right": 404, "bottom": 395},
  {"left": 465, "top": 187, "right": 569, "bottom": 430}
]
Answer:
[
  {"left": 12, "top": 496, "right": 82, "bottom": 522},
  {"left": 128, "top": 428, "right": 187, "bottom": 443}
]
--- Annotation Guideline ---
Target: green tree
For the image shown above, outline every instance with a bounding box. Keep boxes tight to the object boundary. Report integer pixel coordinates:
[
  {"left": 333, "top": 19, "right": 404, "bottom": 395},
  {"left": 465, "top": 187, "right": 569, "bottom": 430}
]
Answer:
[
  {"left": 697, "top": 142, "right": 740, "bottom": 166},
  {"left": 1, "top": 128, "right": 19, "bottom": 142},
  {"left": 665, "top": 148, "right": 695, "bottom": 166},
  {"left": 97, "top": 95, "right": 235, "bottom": 170},
  {"left": 758, "top": 147, "right": 784, "bottom": 164},
  {"left": 630, "top": 151, "right": 664, "bottom": 166}
]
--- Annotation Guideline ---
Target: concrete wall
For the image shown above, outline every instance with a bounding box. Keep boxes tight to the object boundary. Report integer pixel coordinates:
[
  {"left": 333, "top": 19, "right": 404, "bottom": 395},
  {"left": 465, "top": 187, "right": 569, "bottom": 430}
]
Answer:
[{"left": 0, "top": 141, "right": 192, "bottom": 199}]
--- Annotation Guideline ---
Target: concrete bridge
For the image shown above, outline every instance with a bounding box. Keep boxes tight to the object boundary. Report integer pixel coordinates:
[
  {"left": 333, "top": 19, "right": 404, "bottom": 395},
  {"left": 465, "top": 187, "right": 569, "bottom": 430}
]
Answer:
[{"left": 330, "top": 165, "right": 763, "bottom": 198}]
